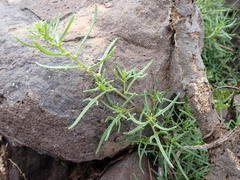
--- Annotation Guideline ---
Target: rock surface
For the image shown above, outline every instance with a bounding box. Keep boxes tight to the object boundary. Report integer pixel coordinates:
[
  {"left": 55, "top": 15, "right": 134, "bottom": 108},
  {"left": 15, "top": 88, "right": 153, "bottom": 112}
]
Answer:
[
  {"left": 100, "top": 153, "right": 156, "bottom": 180},
  {"left": 205, "top": 126, "right": 240, "bottom": 180},
  {"left": 0, "top": 0, "right": 180, "bottom": 163},
  {"left": 5, "top": 136, "right": 73, "bottom": 180}
]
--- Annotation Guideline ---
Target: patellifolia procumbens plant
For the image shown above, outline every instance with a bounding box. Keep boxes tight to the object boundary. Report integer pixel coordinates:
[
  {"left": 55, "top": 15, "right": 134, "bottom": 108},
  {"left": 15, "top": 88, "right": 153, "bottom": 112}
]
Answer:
[{"left": 15, "top": 5, "right": 209, "bottom": 179}]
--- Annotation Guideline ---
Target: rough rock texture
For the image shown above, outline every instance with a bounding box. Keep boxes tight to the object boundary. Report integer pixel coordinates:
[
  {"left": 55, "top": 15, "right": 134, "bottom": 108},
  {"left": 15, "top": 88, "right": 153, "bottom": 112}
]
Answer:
[
  {"left": 99, "top": 153, "right": 156, "bottom": 180},
  {"left": 0, "top": 135, "right": 8, "bottom": 180},
  {"left": 0, "top": 0, "right": 180, "bottom": 163},
  {"left": 5, "top": 136, "right": 73, "bottom": 180},
  {"left": 235, "top": 95, "right": 240, "bottom": 113},
  {"left": 205, "top": 126, "right": 240, "bottom": 180},
  {"left": 169, "top": 0, "right": 219, "bottom": 138}
]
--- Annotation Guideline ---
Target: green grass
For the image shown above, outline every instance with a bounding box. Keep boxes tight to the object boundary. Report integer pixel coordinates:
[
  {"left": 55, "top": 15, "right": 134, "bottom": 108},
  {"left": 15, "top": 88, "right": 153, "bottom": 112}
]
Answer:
[
  {"left": 197, "top": 0, "right": 240, "bottom": 86},
  {"left": 197, "top": 0, "right": 240, "bottom": 127},
  {"left": 152, "top": 101, "right": 210, "bottom": 180}
]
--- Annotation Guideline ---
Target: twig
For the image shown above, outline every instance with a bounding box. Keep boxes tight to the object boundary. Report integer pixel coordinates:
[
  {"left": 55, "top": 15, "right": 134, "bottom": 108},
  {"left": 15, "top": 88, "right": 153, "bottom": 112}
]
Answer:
[
  {"left": 218, "top": 44, "right": 234, "bottom": 52},
  {"left": 8, "top": 158, "right": 27, "bottom": 180},
  {"left": 203, "top": 116, "right": 224, "bottom": 140},
  {"left": 212, "top": 86, "right": 240, "bottom": 94},
  {"left": 225, "top": 82, "right": 240, "bottom": 122},
  {"left": 203, "top": 125, "right": 216, "bottom": 140},
  {"left": 147, "top": 157, "right": 153, "bottom": 180},
  {"left": 184, "top": 127, "right": 237, "bottom": 150}
]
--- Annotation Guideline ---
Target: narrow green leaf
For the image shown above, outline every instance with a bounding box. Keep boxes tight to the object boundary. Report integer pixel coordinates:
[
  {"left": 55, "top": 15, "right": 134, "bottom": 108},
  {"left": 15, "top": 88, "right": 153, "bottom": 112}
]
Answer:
[
  {"left": 59, "top": 14, "right": 75, "bottom": 42},
  {"left": 14, "top": 36, "right": 36, "bottom": 47},
  {"left": 83, "top": 98, "right": 99, "bottom": 105},
  {"left": 53, "top": 14, "right": 60, "bottom": 33},
  {"left": 26, "top": 27, "right": 39, "bottom": 35},
  {"left": 48, "top": 16, "right": 56, "bottom": 31},
  {"left": 76, "top": 4, "right": 98, "bottom": 56},
  {"left": 68, "top": 91, "right": 106, "bottom": 129},
  {"left": 105, "top": 92, "right": 115, "bottom": 106},
  {"left": 115, "top": 134, "right": 142, "bottom": 144},
  {"left": 172, "top": 152, "right": 189, "bottom": 180},
  {"left": 90, "top": 46, "right": 117, "bottom": 69},
  {"left": 127, "top": 59, "right": 154, "bottom": 92},
  {"left": 143, "top": 92, "right": 150, "bottom": 112},
  {"left": 174, "top": 142, "right": 201, "bottom": 158},
  {"left": 68, "top": 99, "right": 97, "bottom": 129},
  {"left": 36, "top": 62, "right": 80, "bottom": 70},
  {"left": 153, "top": 132, "right": 174, "bottom": 168},
  {"left": 43, "top": 21, "right": 49, "bottom": 39},
  {"left": 83, "top": 88, "right": 99, "bottom": 92},
  {"left": 34, "top": 40, "right": 67, "bottom": 56},
  {"left": 138, "top": 59, "right": 154, "bottom": 74},
  {"left": 104, "top": 118, "right": 119, "bottom": 140},
  {"left": 115, "top": 64, "right": 123, "bottom": 77},
  {"left": 133, "top": 173, "right": 139, "bottom": 180},
  {"left": 97, "top": 38, "right": 118, "bottom": 73},
  {"left": 101, "top": 38, "right": 118, "bottom": 60},
  {"left": 96, "top": 117, "right": 117, "bottom": 154},
  {"left": 127, "top": 112, "right": 147, "bottom": 125},
  {"left": 53, "top": 14, "right": 61, "bottom": 42},
  {"left": 102, "top": 101, "right": 117, "bottom": 111},
  {"left": 154, "top": 94, "right": 180, "bottom": 118},
  {"left": 104, "top": 80, "right": 115, "bottom": 86},
  {"left": 121, "top": 93, "right": 137, "bottom": 107},
  {"left": 138, "top": 141, "right": 148, "bottom": 173},
  {"left": 124, "top": 125, "right": 143, "bottom": 135},
  {"left": 26, "top": 34, "right": 42, "bottom": 37},
  {"left": 113, "top": 68, "right": 122, "bottom": 81}
]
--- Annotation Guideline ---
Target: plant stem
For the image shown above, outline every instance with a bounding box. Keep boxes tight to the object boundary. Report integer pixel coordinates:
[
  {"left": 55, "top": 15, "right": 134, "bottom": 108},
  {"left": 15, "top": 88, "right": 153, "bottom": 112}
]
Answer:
[
  {"left": 65, "top": 47, "right": 143, "bottom": 113},
  {"left": 113, "top": 89, "right": 142, "bottom": 112}
]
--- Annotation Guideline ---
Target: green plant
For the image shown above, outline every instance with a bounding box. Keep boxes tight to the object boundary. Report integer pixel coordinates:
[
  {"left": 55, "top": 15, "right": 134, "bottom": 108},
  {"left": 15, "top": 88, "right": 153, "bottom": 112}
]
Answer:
[
  {"left": 197, "top": 0, "right": 240, "bottom": 129},
  {"left": 226, "top": 111, "right": 240, "bottom": 128},
  {"left": 212, "top": 85, "right": 240, "bottom": 127},
  {"left": 169, "top": 102, "right": 210, "bottom": 179},
  {"left": 121, "top": 99, "right": 210, "bottom": 180},
  {"left": 15, "top": 4, "right": 210, "bottom": 179},
  {"left": 54, "top": 159, "right": 68, "bottom": 167},
  {"left": 197, "top": 0, "right": 240, "bottom": 86}
]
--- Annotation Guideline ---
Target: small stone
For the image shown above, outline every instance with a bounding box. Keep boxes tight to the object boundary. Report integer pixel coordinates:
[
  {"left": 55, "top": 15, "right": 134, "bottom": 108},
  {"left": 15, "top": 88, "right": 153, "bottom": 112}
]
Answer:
[{"left": 100, "top": 153, "right": 157, "bottom": 180}]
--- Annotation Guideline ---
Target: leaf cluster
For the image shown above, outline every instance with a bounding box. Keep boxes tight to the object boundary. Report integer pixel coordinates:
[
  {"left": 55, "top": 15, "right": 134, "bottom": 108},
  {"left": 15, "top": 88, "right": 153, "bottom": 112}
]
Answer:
[
  {"left": 197, "top": 0, "right": 240, "bottom": 85},
  {"left": 197, "top": 0, "right": 240, "bottom": 128}
]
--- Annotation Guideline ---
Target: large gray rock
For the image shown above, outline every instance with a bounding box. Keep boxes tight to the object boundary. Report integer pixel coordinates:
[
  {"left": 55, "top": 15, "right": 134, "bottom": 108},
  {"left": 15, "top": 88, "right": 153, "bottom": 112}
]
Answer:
[{"left": 0, "top": 0, "right": 181, "bottom": 163}]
